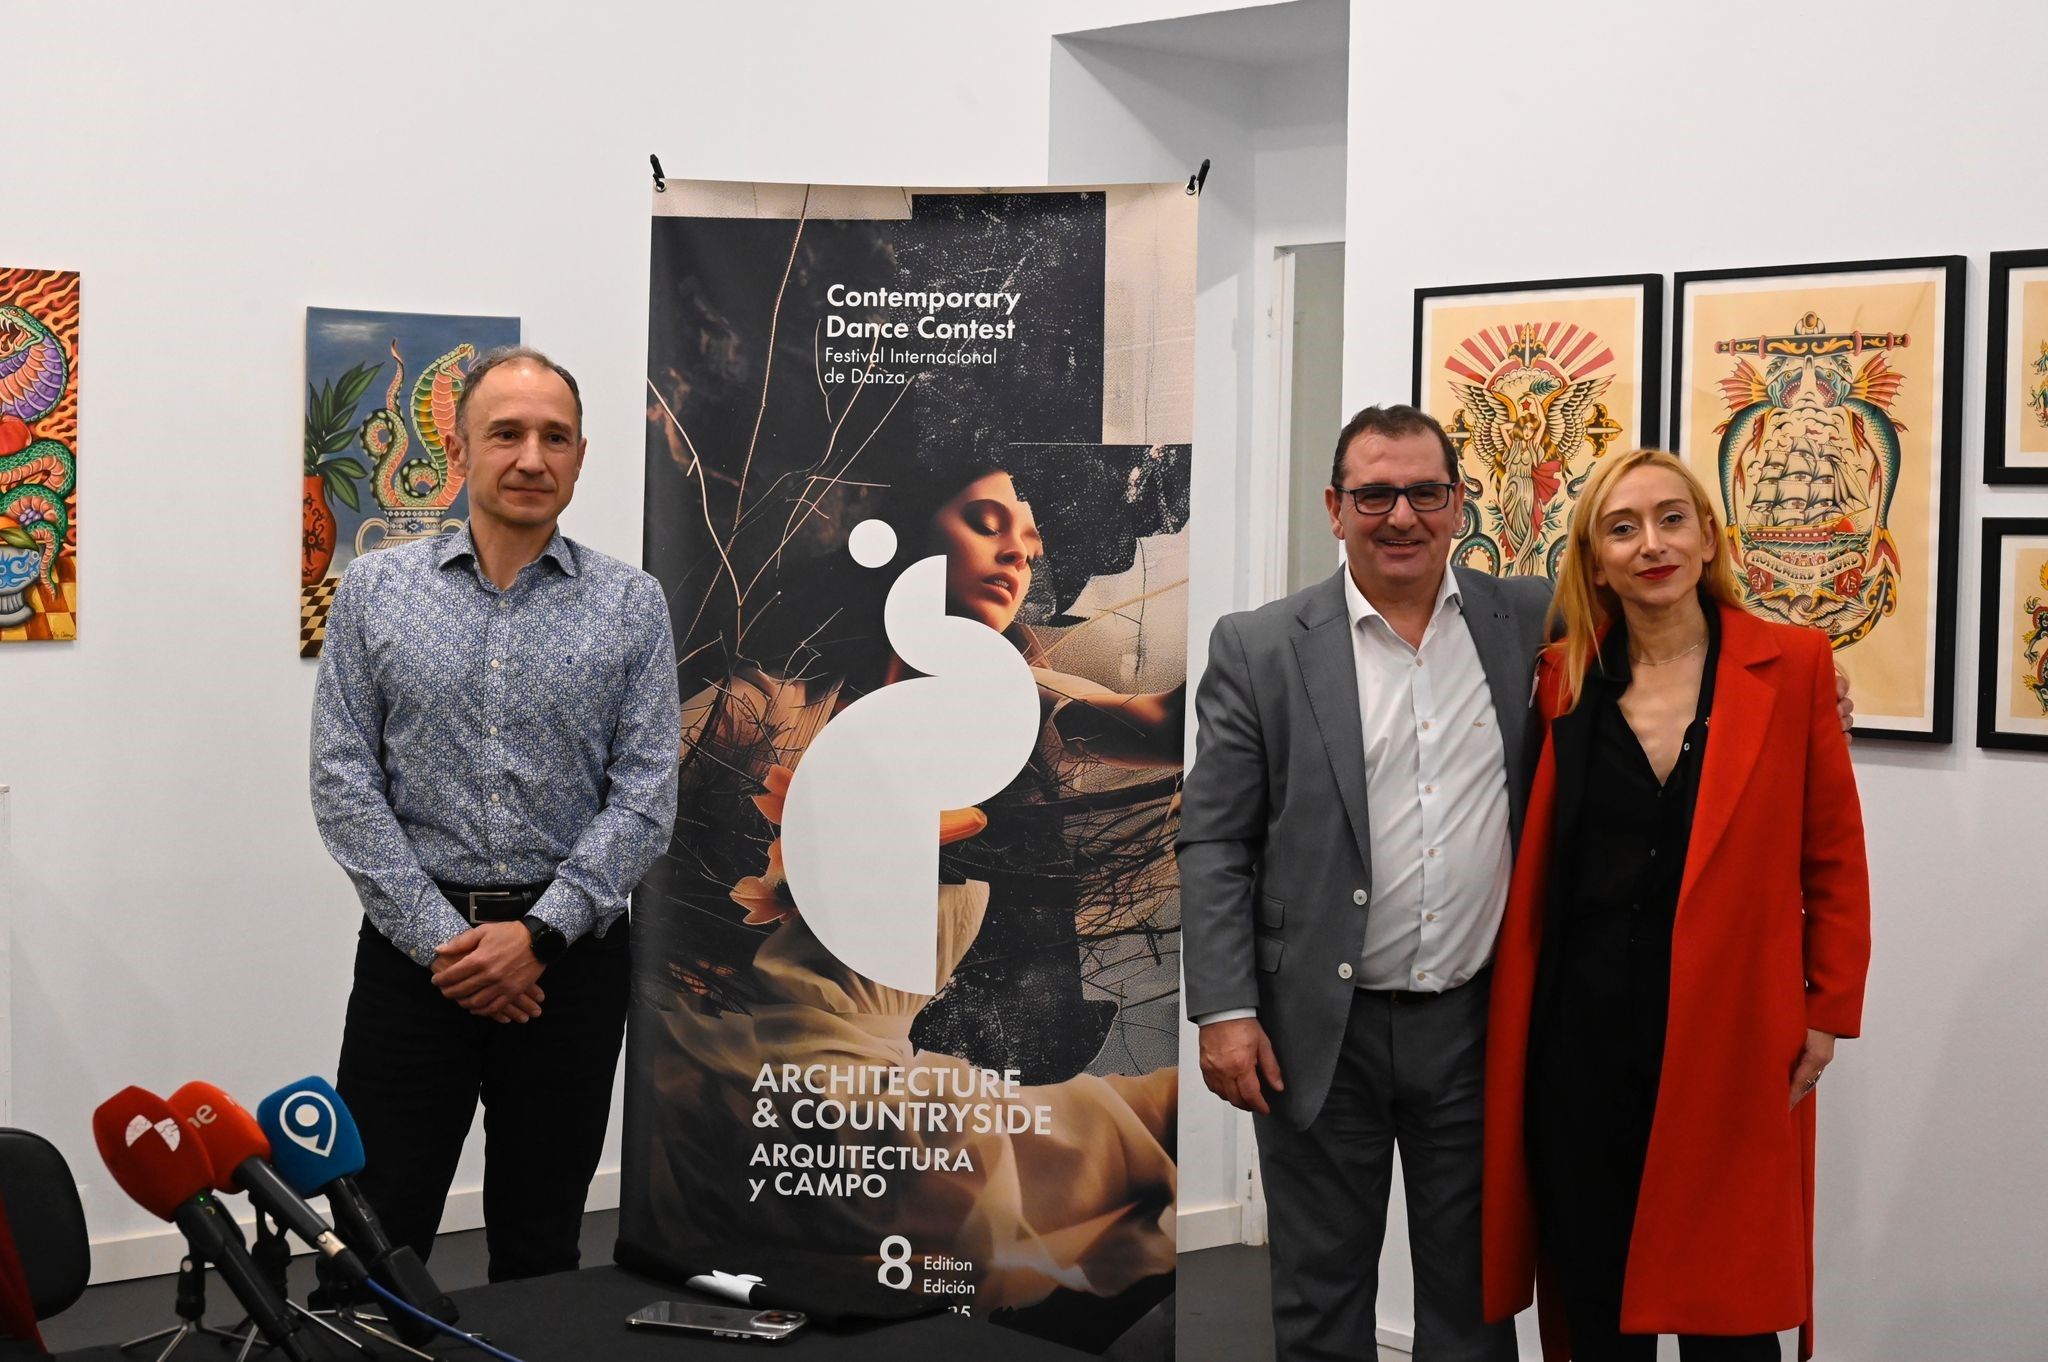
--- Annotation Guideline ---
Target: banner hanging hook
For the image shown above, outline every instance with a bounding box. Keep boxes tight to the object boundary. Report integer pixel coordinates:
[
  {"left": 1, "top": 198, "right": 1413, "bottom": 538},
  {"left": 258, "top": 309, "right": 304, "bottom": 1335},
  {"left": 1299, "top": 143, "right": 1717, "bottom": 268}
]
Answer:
[
  {"left": 1185, "top": 158, "right": 1211, "bottom": 196},
  {"left": 650, "top": 154, "right": 667, "bottom": 193}
]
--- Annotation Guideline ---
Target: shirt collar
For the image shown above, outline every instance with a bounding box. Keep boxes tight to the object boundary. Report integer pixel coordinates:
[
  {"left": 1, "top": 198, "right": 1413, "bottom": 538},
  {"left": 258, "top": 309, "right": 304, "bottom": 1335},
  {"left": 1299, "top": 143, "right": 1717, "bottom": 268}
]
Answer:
[
  {"left": 1341, "top": 560, "right": 1461, "bottom": 634},
  {"left": 434, "top": 523, "right": 581, "bottom": 578}
]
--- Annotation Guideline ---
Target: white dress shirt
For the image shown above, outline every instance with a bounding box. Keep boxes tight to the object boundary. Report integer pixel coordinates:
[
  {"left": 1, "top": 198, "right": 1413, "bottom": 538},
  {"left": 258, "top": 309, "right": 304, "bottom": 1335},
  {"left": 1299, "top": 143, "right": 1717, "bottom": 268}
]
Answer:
[
  {"left": 1192, "top": 565, "right": 1514, "bottom": 1025},
  {"left": 1342, "top": 565, "right": 1511, "bottom": 991}
]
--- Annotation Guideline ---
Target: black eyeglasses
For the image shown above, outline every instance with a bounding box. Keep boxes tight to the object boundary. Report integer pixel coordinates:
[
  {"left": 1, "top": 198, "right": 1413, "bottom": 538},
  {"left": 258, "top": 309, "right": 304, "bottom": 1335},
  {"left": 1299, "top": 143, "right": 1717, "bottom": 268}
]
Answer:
[{"left": 1333, "top": 481, "right": 1457, "bottom": 515}]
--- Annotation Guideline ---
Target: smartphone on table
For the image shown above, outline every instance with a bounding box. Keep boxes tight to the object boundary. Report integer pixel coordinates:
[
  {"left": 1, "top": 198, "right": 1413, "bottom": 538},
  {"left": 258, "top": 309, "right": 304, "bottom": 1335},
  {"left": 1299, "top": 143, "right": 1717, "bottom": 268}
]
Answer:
[{"left": 626, "top": 1300, "right": 808, "bottom": 1343}]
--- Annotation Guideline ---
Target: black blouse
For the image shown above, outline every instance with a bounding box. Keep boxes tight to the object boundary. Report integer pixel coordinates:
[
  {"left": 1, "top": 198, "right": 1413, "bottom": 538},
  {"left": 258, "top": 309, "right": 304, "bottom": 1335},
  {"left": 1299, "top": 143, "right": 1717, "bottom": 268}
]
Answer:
[{"left": 1567, "top": 605, "right": 1721, "bottom": 939}]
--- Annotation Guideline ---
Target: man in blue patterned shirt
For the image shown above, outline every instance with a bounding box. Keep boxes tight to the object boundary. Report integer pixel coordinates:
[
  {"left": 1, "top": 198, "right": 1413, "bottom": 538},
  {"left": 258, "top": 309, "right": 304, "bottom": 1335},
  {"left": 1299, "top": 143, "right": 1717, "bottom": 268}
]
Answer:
[{"left": 311, "top": 346, "right": 680, "bottom": 1281}]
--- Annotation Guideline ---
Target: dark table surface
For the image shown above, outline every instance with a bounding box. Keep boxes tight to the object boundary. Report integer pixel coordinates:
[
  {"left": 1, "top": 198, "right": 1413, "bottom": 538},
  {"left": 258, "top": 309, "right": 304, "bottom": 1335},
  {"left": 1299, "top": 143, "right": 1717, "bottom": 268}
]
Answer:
[{"left": 51, "top": 1265, "right": 1095, "bottom": 1361}]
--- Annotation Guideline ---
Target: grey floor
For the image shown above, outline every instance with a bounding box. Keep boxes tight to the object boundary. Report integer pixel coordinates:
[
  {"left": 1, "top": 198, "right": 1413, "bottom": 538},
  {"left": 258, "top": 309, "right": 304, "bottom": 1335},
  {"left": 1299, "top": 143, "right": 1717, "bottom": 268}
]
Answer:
[{"left": 43, "top": 1221, "right": 1400, "bottom": 1360}]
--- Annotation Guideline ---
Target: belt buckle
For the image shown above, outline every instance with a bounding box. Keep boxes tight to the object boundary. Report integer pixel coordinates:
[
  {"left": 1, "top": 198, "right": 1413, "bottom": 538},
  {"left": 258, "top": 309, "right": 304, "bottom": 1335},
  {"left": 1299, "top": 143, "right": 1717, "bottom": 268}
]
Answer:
[{"left": 462, "top": 890, "right": 519, "bottom": 925}]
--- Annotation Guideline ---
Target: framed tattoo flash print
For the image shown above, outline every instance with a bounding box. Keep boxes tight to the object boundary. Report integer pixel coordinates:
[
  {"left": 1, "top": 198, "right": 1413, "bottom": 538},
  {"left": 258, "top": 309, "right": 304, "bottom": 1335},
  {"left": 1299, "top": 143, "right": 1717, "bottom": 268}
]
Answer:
[
  {"left": 1978, "top": 519, "right": 2048, "bottom": 753},
  {"left": 1673, "top": 257, "right": 1966, "bottom": 743},
  {"left": 1984, "top": 250, "right": 2048, "bottom": 485},
  {"left": 1415, "top": 275, "right": 1661, "bottom": 580}
]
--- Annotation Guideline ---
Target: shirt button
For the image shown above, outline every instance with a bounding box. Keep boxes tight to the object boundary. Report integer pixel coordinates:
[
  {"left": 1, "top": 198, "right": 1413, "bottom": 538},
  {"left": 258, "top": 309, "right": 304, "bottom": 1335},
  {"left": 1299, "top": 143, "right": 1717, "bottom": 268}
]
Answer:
[
  {"left": 490, "top": 792, "right": 501, "bottom": 804},
  {"left": 1649, "top": 848, "right": 1658, "bottom": 858},
  {"left": 1420, "top": 720, "right": 1432, "bottom": 731},
  {"left": 1426, "top": 912, "right": 1438, "bottom": 922},
  {"left": 498, "top": 599, "right": 509, "bottom": 610},
  {"left": 1352, "top": 889, "right": 1368, "bottom": 905},
  {"left": 1416, "top": 971, "right": 1428, "bottom": 981},
  {"left": 1423, "top": 784, "right": 1435, "bottom": 795},
  {"left": 1338, "top": 963, "right": 1353, "bottom": 980},
  {"left": 488, "top": 725, "right": 498, "bottom": 737},
  {"left": 490, "top": 658, "right": 502, "bottom": 670},
  {"left": 496, "top": 862, "right": 508, "bottom": 874},
  {"left": 1426, "top": 848, "right": 1439, "bottom": 858}
]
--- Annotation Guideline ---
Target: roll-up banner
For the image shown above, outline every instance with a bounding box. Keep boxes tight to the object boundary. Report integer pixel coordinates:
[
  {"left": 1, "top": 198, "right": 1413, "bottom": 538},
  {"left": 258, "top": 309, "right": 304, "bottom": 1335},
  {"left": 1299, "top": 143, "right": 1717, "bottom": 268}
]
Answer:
[{"left": 621, "top": 180, "right": 1196, "bottom": 1356}]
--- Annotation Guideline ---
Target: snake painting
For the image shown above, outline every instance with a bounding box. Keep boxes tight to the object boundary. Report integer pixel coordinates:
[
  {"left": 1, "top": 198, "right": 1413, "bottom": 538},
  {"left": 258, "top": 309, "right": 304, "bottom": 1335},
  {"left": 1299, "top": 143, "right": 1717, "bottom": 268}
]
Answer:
[
  {"left": 357, "top": 339, "right": 476, "bottom": 512},
  {"left": 0, "top": 303, "right": 76, "bottom": 593}
]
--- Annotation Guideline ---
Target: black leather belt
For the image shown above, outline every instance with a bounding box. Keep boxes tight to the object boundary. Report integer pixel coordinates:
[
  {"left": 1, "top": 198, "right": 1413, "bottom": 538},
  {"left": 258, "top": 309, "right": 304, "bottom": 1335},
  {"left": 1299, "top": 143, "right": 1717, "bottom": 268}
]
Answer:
[{"left": 435, "top": 880, "right": 551, "bottom": 924}]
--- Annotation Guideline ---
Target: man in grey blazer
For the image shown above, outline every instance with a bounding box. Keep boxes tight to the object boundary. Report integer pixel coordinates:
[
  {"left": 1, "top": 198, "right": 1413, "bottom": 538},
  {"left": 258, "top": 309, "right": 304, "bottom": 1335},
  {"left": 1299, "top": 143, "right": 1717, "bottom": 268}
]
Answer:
[{"left": 1180, "top": 404, "right": 1545, "bottom": 1361}]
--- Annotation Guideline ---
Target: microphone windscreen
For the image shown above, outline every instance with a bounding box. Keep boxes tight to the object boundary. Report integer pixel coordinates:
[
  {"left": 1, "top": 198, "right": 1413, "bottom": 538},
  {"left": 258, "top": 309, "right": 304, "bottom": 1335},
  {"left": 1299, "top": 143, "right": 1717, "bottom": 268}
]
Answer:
[
  {"left": 166, "top": 1081, "right": 272, "bottom": 1195},
  {"left": 255, "top": 1076, "right": 365, "bottom": 1194},
  {"left": 92, "top": 1086, "right": 215, "bottom": 1221}
]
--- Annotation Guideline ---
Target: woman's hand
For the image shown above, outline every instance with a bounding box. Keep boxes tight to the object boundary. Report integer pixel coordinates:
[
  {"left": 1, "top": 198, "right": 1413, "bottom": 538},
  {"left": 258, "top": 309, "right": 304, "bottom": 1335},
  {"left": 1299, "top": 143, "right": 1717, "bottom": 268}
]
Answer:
[{"left": 1789, "top": 1028, "right": 1837, "bottom": 1109}]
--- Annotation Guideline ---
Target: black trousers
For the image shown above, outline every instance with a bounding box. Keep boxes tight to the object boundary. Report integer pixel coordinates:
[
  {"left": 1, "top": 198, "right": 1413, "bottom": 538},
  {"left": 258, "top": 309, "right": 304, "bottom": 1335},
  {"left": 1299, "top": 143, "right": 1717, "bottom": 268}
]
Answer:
[
  {"left": 335, "top": 917, "right": 630, "bottom": 1282},
  {"left": 1528, "top": 923, "right": 1777, "bottom": 1362},
  {"left": 1254, "top": 979, "right": 1517, "bottom": 1362}
]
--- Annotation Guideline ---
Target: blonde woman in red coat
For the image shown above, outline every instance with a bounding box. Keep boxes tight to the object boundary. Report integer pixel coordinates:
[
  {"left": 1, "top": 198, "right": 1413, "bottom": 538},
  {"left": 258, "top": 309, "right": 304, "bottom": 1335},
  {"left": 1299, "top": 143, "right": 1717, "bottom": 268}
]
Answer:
[{"left": 1479, "top": 448, "right": 1870, "bottom": 1361}]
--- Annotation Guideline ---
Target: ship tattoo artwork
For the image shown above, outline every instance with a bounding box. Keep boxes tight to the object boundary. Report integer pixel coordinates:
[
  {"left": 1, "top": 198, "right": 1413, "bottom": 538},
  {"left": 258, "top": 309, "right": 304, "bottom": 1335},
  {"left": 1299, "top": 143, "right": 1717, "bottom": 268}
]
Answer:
[{"left": 1713, "top": 311, "right": 1906, "bottom": 649}]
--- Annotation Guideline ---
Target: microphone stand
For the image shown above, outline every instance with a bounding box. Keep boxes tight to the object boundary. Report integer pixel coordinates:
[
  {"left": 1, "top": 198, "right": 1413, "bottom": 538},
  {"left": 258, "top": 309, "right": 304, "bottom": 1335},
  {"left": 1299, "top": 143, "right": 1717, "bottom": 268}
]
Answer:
[
  {"left": 249, "top": 1211, "right": 366, "bottom": 1353},
  {"left": 307, "top": 1255, "right": 436, "bottom": 1362},
  {"left": 118, "top": 1253, "right": 260, "bottom": 1362}
]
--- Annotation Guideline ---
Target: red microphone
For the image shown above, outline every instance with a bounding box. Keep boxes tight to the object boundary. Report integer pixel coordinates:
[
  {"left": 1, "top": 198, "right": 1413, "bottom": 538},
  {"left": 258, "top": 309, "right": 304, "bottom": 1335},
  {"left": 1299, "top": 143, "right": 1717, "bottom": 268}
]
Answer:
[
  {"left": 91, "top": 1087, "right": 311, "bottom": 1361},
  {"left": 91, "top": 1085, "right": 215, "bottom": 1219},
  {"left": 166, "top": 1082, "right": 367, "bottom": 1283}
]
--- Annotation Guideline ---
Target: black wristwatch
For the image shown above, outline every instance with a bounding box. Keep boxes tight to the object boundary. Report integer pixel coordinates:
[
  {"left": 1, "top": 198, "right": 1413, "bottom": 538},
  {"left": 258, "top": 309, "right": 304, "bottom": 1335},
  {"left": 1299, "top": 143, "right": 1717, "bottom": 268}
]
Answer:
[{"left": 519, "top": 914, "right": 569, "bottom": 965}]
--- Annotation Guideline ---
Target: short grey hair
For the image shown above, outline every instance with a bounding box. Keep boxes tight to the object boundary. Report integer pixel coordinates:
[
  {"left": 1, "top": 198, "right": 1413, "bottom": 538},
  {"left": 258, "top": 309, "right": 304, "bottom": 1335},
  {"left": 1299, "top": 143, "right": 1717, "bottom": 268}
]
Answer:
[{"left": 455, "top": 345, "right": 583, "bottom": 437}]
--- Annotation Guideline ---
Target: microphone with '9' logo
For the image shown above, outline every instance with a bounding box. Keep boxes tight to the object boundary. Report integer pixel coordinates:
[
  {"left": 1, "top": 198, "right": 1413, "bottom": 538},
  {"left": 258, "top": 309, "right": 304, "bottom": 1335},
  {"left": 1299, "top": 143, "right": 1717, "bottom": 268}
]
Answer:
[{"left": 255, "top": 1077, "right": 456, "bottom": 1340}]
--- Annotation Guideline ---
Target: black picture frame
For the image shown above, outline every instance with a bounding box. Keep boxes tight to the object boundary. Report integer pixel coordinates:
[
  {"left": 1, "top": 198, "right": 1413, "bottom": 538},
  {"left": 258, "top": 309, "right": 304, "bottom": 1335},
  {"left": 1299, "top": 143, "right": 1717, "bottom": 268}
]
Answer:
[
  {"left": 1984, "top": 249, "right": 2048, "bottom": 486},
  {"left": 1670, "top": 255, "right": 1967, "bottom": 744},
  {"left": 1411, "top": 274, "right": 1663, "bottom": 579},
  {"left": 1977, "top": 517, "right": 2048, "bottom": 753}
]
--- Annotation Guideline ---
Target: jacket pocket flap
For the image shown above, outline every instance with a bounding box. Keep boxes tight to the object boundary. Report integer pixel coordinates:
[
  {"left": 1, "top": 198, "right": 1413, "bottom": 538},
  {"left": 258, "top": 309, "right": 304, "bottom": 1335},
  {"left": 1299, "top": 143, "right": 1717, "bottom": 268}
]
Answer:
[{"left": 1255, "top": 935, "right": 1284, "bottom": 973}]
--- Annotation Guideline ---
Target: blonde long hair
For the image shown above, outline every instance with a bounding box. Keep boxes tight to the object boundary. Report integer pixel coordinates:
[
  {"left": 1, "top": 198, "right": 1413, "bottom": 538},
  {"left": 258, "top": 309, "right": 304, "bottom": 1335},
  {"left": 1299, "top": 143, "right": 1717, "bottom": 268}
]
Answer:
[{"left": 1548, "top": 448, "right": 1742, "bottom": 711}]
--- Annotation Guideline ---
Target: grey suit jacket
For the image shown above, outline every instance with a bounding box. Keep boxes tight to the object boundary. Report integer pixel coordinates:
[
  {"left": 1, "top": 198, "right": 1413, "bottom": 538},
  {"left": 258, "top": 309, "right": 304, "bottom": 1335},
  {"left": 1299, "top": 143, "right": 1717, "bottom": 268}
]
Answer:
[{"left": 1177, "top": 565, "right": 1553, "bottom": 1130}]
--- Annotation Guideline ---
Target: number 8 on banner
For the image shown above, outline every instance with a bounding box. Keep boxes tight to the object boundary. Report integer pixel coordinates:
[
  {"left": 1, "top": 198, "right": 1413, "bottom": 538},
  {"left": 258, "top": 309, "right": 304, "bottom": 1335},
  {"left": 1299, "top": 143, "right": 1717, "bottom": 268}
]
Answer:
[{"left": 878, "top": 1235, "right": 913, "bottom": 1290}]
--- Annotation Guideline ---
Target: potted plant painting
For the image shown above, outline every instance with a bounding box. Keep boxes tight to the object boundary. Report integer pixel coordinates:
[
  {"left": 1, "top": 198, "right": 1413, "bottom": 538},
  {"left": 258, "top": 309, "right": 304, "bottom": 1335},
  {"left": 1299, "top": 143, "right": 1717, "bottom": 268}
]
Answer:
[{"left": 302, "top": 360, "right": 379, "bottom": 585}]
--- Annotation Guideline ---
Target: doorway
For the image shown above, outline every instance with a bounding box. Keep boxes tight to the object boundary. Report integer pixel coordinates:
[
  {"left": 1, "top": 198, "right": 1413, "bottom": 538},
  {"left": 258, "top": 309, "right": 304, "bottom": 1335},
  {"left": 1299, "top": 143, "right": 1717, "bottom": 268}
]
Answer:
[{"left": 1273, "top": 242, "right": 1345, "bottom": 597}]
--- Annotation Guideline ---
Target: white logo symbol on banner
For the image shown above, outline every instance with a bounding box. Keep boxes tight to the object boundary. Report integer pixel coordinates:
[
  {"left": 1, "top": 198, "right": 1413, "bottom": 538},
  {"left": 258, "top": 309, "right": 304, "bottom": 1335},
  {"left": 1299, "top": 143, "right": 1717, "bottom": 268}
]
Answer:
[
  {"left": 779, "top": 521, "right": 1039, "bottom": 994},
  {"left": 283, "top": 1092, "right": 338, "bottom": 1157}
]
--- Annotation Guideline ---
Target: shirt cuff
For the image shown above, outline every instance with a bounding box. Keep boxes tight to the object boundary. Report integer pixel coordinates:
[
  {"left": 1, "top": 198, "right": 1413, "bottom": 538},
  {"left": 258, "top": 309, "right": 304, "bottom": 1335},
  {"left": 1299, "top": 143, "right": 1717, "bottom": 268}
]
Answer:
[
  {"left": 528, "top": 880, "right": 601, "bottom": 944},
  {"left": 402, "top": 892, "right": 476, "bottom": 968},
  {"left": 1192, "top": 1007, "right": 1258, "bottom": 1026}
]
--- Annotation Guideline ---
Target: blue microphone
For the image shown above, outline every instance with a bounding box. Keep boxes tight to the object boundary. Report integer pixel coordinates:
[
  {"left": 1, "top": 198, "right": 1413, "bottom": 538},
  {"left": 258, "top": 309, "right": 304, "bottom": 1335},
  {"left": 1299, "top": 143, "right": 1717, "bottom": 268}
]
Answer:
[
  {"left": 256, "top": 1078, "right": 365, "bottom": 1191},
  {"left": 256, "top": 1078, "right": 455, "bottom": 1341}
]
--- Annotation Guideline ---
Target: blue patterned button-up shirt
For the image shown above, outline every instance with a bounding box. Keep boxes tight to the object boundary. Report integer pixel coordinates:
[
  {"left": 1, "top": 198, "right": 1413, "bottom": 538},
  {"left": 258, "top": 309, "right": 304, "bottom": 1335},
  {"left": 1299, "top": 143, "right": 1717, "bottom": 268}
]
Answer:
[{"left": 310, "top": 526, "right": 681, "bottom": 967}]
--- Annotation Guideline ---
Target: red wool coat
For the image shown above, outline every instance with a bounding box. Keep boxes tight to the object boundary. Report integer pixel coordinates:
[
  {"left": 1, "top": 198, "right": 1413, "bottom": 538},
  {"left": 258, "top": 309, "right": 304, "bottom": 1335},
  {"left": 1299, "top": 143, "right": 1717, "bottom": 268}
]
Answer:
[{"left": 1481, "top": 604, "right": 1871, "bottom": 1360}]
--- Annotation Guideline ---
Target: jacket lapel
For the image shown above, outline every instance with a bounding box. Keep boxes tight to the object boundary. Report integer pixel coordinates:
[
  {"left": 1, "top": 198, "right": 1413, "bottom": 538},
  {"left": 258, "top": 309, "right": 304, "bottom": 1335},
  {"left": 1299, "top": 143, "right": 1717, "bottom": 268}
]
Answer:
[
  {"left": 1533, "top": 677, "right": 1595, "bottom": 1022},
  {"left": 1291, "top": 571, "right": 1375, "bottom": 875},
  {"left": 1681, "top": 604, "right": 1781, "bottom": 898},
  {"left": 1456, "top": 568, "right": 1534, "bottom": 840}
]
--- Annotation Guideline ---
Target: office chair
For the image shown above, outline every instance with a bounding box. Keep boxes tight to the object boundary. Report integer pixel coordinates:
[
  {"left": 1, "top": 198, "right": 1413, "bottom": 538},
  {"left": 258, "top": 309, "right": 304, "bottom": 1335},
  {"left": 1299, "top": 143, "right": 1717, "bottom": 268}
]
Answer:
[{"left": 0, "top": 1127, "right": 90, "bottom": 1323}]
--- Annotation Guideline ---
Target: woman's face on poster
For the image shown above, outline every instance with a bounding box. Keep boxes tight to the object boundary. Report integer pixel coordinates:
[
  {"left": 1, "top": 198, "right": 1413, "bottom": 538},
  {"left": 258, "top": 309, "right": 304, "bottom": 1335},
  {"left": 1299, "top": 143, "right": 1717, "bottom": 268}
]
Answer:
[{"left": 931, "top": 471, "right": 1042, "bottom": 634}]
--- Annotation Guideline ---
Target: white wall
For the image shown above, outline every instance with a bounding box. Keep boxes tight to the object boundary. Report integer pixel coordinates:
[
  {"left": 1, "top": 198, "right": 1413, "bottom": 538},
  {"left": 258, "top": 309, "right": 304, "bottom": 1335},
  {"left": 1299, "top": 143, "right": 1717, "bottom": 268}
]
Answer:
[
  {"left": 1347, "top": 3, "right": 2048, "bottom": 1356},
  {"left": 2, "top": 0, "right": 1295, "bottom": 1281}
]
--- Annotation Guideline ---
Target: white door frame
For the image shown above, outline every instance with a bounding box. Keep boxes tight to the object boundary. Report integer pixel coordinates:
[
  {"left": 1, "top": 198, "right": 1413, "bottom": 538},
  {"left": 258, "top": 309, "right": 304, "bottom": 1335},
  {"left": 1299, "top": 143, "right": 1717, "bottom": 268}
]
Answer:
[{"left": 1250, "top": 248, "right": 1302, "bottom": 610}]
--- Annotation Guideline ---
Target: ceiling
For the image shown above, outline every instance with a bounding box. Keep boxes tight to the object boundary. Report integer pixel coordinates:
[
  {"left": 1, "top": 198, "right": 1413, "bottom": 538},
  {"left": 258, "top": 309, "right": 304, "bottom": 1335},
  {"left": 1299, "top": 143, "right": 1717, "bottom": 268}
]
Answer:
[{"left": 1057, "top": 0, "right": 1348, "bottom": 69}]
